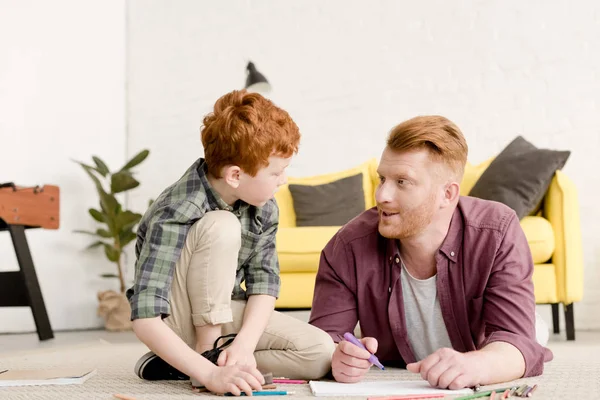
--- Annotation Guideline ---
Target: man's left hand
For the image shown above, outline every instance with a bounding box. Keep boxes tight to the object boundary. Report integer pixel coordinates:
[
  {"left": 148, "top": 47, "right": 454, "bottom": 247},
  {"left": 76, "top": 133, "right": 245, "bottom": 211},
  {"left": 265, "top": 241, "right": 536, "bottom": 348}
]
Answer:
[
  {"left": 217, "top": 339, "right": 257, "bottom": 369},
  {"left": 406, "top": 348, "right": 486, "bottom": 390}
]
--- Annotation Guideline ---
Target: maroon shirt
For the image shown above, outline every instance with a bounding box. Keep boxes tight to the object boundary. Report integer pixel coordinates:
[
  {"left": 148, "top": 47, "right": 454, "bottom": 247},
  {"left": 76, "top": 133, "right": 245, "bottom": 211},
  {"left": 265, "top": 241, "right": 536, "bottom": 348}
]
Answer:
[{"left": 309, "top": 196, "right": 553, "bottom": 377}]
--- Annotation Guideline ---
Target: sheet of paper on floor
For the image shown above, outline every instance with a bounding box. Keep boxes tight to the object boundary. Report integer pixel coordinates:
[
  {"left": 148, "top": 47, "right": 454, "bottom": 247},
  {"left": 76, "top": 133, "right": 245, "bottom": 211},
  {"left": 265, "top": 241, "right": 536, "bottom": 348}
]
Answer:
[
  {"left": 309, "top": 380, "right": 473, "bottom": 397},
  {"left": 0, "top": 367, "right": 97, "bottom": 387}
]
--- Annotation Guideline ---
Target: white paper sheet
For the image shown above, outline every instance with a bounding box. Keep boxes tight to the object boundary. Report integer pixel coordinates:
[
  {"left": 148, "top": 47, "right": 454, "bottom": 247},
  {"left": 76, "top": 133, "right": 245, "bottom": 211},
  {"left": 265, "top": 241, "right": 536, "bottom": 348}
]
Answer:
[{"left": 309, "top": 380, "right": 473, "bottom": 397}]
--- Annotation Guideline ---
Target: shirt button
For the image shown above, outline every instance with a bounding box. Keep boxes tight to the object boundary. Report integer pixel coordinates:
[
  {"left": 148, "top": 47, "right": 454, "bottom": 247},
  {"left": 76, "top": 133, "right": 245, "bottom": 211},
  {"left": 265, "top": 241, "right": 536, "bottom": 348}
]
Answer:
[
  {"left": 395, "top": 257, "right": 400, "bottom": 264},
  {"left": 450, "top": 251, "right": 455, "bottom": 256}
]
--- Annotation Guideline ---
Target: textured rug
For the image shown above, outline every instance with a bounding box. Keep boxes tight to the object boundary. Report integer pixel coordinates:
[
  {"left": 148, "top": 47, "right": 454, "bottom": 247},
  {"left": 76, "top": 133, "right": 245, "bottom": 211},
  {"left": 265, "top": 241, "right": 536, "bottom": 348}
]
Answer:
[{"left": 0, "top": 338, "right": 598, "bottom": 400}]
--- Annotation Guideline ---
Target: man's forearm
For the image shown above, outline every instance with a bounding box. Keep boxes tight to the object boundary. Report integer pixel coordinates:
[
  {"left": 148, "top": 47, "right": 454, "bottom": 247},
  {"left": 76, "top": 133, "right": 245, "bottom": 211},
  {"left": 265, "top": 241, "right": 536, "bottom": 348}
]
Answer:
[
  {"left": 237, "top": 294, "right": 276, "bottom": 349},
  {"left": 132, "top": 317, "right": 216, "bottom": 383},
  {"left": 477, "top": 341, "right": 526, "bottom": 384}
]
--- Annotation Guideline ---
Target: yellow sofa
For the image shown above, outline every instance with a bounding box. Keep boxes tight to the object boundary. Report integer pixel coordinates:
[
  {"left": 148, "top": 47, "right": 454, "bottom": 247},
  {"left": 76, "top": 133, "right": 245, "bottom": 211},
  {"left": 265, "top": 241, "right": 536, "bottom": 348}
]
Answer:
[{"left": 274, "top": 158, "right": 583, "bottom": 340}]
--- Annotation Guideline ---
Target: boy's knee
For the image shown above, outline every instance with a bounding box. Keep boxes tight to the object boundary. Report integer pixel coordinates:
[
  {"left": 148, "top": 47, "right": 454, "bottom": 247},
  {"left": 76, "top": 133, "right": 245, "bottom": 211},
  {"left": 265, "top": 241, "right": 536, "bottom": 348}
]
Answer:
[
  {"left": 301, "top": 328, "right": 336, "bottom": 380},
  {"left": 191, "top": 210, "right": 241, "bottom": 249}
]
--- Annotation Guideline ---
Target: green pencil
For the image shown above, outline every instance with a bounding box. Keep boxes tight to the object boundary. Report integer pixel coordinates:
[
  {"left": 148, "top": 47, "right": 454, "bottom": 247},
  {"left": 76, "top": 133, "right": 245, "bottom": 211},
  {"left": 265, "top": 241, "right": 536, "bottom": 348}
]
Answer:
[{"left": 453, "top": 387, "right": 515, "bottom": 400}]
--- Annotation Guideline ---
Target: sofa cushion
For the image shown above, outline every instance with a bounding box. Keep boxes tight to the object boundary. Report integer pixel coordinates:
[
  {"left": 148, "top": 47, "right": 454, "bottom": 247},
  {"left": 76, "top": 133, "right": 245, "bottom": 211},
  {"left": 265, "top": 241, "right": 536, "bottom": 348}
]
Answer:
[
  {"left": 468, "top": 136, "right": 570, "bottom": 219},
  {"left": 289, "top": 173, "right": 365, "bottom": 227},
  {"left": 276, "top": 226, "right": 341, "bottom": 273},
  {"left": 274, "top": 158, "right": 378, "bottom": 228},
  {"left": 520, "top": 216, "right": 555, "bottom": 264}
]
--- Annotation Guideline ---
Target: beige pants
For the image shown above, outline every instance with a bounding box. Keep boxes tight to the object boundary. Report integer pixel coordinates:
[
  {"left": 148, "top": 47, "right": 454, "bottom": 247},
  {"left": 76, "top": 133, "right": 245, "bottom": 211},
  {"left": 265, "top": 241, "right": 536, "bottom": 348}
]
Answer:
[{"left": 164, "top": 211, "right": 334, "bottom": 380}]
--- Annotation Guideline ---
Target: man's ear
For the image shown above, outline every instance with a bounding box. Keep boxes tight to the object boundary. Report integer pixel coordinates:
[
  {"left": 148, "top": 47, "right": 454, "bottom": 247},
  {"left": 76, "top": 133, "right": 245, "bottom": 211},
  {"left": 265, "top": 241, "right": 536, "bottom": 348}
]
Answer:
[
  {"left": 442, "top": 181, "right": 460, "bottom": 208},
  {"left": 222, "top": 165, "right": 241, "bottom": 189}
]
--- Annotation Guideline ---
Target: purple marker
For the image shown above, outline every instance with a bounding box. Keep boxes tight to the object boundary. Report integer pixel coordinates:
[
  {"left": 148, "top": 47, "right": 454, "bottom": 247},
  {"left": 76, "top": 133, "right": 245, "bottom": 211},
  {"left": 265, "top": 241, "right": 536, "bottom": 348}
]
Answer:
[{"left": 342, "top": 332, "right": 385, "bottom": 370}]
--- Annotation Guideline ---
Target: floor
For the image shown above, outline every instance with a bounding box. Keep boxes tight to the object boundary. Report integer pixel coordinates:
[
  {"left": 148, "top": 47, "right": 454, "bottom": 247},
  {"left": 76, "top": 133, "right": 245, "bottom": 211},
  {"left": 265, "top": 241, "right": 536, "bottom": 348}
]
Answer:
[
  {"left": 0, "top": 310, "right": 312, "bottom": 355},
  {"left": 0, "top": 319, "right": 599, "bottom": 400}
]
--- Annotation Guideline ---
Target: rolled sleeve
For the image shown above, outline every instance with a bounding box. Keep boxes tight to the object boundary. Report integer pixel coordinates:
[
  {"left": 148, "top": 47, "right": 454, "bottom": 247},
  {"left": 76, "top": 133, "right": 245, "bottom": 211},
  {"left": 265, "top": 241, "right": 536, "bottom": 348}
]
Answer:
[
  {"left": 243, "top": 203, "right": 281, "bottom": 298},
  {"left": 129, "top": 201, "right": 201, "bottom": 320},
  {"left": 479, "top": 212, "right": 553, "bottom": 377},
  {"left": 309, "top": 232, "right": 359, "bottom": 342}
]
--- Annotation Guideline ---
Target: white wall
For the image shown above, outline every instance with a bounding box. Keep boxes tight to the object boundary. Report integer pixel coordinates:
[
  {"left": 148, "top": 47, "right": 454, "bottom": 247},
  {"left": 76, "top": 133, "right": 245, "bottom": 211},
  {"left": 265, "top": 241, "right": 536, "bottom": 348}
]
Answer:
[
  {"left": 0, "top": 1, "right": 126, "bottom": 332},
  {"left": 127, "top": 1, "right": 600, "bottom": 331},
  {"left": 1, "top": 0, "right": 598, "bottom": 334}
]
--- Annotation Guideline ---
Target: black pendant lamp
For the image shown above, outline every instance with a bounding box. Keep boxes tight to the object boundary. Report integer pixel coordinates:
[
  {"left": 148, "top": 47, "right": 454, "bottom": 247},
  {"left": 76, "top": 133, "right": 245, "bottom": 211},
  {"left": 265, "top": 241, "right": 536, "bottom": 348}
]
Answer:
[{"left": 244, "top": 61, "right": 271, "bottom": 93}]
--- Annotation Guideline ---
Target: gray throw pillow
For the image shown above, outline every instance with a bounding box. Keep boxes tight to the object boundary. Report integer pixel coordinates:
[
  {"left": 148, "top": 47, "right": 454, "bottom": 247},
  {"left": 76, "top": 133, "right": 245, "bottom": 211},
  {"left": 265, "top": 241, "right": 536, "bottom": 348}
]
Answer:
[
  {"left": 468, "top": 136, "right": 570, "bottom": 219},
  {"left": 289, "top": 173, "right": 365, "bottom": 227}
]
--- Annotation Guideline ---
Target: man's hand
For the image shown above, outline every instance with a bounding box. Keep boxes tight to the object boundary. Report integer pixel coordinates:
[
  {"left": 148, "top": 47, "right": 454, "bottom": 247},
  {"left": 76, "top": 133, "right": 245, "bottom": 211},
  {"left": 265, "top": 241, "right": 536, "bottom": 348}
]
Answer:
[
  {"left": 332, "top": 337, "right": 378, "bottom": 383},
  {"left": 406, "top": 348, "right": 485, "bottom": 390},
  {"left": 203, "top": 364, "right": 265, "bottom": 396},
  {"left": 217, "top": 339, "right": 257, "bottom": 368}
]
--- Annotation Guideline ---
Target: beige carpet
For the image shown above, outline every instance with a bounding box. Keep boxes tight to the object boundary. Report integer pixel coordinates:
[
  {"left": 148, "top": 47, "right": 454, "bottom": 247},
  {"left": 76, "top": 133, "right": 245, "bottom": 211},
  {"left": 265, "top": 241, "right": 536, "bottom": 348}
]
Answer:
[{"left": 0, "top": 338, "right": 598, "bottom": 400}]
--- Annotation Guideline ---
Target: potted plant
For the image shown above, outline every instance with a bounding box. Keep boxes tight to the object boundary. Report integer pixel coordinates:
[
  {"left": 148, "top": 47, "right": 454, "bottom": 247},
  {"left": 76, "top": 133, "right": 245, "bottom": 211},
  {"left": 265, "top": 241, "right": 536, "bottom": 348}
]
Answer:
[{"left": 74, "top": 150, "right": 150, "bottom": 331}]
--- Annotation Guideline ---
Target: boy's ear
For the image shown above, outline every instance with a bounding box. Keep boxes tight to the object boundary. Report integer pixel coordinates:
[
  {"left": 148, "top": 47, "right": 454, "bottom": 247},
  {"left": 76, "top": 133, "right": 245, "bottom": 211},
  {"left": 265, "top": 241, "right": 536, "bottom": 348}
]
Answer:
[{"left": 223, "top": 165, "right": 241, "bottom": 189}]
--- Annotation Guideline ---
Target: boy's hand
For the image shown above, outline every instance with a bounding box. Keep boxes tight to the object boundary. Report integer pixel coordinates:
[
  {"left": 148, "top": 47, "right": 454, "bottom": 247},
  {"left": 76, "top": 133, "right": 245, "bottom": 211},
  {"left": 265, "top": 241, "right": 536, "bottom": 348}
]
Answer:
[
  {"left": 217, "top": 339, "right": 257, "bottom": 368},
  {"left": 204, "top": 364, "right": 265, "bottom": 396}
]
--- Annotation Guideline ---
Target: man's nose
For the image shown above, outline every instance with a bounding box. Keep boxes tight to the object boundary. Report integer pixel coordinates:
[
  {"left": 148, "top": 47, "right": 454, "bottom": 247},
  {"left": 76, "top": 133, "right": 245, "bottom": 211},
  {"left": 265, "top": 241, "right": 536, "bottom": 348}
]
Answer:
[{"left": 375, "top": 182, "right": 392, "bottom": 204}]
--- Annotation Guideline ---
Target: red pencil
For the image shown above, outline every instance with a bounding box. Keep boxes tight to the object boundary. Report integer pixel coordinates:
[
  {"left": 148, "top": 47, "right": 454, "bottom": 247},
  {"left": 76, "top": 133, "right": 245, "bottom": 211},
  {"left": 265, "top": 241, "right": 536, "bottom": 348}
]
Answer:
[
  {"left": 272, "top": 379, "right": 307, "bottom": 384},
  {"left": 367, "top": 394, "right": 445, "bottom": 400}
]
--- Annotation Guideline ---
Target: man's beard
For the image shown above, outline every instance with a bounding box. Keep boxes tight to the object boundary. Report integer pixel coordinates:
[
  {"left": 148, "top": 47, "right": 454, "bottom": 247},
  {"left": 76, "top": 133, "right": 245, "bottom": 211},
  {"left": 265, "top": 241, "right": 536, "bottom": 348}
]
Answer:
[{"left": 377, "top": 193, "right": 437, "bottom": 240}]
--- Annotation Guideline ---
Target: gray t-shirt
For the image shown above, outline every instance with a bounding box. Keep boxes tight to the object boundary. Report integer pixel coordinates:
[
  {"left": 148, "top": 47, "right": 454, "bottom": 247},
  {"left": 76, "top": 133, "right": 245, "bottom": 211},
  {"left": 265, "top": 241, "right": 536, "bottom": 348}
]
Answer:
[{"left": 401, "top": 261, "right": 453, "bottom": 361}]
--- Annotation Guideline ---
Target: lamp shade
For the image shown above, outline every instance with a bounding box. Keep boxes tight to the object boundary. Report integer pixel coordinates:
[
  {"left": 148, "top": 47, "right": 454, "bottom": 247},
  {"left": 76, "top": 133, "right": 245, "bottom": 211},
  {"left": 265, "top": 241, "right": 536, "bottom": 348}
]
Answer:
[{"left": 245, "top": 61, "right": 271, "bottom": 93}]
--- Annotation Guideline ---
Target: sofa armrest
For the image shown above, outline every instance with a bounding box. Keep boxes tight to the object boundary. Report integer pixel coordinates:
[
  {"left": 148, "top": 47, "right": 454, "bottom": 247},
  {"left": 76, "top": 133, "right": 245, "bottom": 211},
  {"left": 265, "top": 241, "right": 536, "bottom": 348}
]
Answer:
[{"left": 543, "top": 170, "right": 584, "bottom": 304}]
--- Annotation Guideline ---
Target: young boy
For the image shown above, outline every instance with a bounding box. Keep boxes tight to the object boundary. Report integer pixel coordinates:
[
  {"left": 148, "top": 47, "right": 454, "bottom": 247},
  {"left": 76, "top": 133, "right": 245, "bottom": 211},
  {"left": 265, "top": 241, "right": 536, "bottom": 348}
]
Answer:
[{"left": 126, "top": 90, "right": 335, "bottom": 396}]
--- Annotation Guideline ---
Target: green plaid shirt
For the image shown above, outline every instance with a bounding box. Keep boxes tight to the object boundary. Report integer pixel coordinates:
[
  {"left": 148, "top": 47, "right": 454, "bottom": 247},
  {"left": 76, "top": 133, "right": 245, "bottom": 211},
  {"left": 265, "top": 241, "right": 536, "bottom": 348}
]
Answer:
[{"left": 126, "top": 158, "right": 281, "bottom": 320}]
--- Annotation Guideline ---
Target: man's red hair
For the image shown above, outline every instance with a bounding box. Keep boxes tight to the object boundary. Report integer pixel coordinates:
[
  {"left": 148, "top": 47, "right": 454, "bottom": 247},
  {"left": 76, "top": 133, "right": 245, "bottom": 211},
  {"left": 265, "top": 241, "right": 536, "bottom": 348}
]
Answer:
[{"left": 387, "top": 115, "right": 468, "bottom": 179}]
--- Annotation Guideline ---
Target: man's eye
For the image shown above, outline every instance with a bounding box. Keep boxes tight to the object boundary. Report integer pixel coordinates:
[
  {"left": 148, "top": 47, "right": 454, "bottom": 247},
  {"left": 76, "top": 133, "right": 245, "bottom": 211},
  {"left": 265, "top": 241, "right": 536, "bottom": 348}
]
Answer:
[
  {"left": 379, "top": 176, "right": 385, "bottom": 183},
  {"left": 397, "top": 179, "right": 406, "bottom": 185}
]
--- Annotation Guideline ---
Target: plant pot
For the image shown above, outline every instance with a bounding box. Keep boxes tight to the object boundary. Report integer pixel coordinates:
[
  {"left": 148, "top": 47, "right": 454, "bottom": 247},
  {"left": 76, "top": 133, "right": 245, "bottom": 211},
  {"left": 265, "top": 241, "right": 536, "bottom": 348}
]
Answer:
[{"left": 97, "top": 290, "right": 133, "bottom": 331}]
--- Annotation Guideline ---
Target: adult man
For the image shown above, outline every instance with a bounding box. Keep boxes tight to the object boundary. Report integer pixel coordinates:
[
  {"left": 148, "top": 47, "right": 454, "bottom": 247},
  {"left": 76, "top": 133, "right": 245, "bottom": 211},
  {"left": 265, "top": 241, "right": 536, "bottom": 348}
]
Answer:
[{"left": 309, "top": 116, "right": 552, "bottom": 389}]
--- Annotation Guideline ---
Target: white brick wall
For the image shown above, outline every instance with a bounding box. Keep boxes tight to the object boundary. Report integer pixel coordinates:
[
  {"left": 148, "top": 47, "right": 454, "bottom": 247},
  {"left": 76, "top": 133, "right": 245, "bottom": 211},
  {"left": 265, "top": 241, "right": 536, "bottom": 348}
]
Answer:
[
  {"left": 127, "top": 0, "right": 600, "bottom": 331},
  {"left": 1, "top": 0, "right": 598, "bottom": 334},
  {"left": 0, "top": 0, "right": 126, "bottom": 332}
]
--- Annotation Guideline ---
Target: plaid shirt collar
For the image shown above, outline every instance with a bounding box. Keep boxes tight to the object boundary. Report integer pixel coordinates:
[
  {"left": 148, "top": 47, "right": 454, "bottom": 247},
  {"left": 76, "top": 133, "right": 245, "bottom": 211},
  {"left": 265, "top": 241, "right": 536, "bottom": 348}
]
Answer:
[{"left": 196, "top": 158, "right": 250, "bottom": 214}]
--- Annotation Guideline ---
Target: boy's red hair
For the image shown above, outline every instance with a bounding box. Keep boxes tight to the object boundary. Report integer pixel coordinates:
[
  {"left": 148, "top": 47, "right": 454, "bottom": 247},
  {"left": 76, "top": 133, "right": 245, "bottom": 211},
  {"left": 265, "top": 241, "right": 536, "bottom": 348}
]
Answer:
[{"left": 201, "top": 90, "right": 300, "bottom": 177}]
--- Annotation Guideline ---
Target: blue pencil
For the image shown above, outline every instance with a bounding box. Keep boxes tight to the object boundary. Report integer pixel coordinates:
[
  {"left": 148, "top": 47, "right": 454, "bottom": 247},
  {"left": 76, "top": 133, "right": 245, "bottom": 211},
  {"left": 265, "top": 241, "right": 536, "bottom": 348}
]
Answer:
[{"left": 225, "top": 390, "right": 293, "bottom": 396}]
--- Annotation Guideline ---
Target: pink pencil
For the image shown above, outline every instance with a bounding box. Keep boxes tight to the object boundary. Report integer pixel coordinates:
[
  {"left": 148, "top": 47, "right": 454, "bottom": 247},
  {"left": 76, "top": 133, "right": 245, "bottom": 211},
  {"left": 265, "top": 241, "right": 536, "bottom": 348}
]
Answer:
[
  {"left": 272, "top": 379, "right": 307, "bottom": 384},
  {"left": 367, "top": 394, "right": 445, "bottom": 400}
]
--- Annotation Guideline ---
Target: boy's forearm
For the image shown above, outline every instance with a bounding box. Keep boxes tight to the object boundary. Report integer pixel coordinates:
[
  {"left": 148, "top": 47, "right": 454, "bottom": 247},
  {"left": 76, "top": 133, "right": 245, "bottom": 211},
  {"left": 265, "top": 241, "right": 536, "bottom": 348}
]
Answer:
[
  {"left": 236, "top": 294, "right": 276, "bottom": 350},
  {"left": 132, "top": 316, "right": 216, "bottom": 384},
  {"left": 477, "top": 341, "right": 526, "bottom": 384}
]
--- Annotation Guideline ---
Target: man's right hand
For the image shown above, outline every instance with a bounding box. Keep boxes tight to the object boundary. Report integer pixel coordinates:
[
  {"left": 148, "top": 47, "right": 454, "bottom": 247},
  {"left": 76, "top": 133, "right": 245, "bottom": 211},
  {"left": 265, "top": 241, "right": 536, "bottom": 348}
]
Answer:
[
  {"left": 203, "top": 364, "right": 265, "bottom": 396},
  {"left": 332, "top": 336, "right": 378, "bottom": 383}
]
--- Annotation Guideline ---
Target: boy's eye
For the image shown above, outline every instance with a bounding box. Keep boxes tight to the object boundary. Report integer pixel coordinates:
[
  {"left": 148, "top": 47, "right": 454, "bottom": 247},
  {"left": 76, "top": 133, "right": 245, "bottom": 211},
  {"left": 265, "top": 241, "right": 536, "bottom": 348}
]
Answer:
[
  {"left": 397, "top": 179, "right": 406, "bottom": 185},
  {"left": 378, "top": 176, "right": 385, "bottom": 183}
]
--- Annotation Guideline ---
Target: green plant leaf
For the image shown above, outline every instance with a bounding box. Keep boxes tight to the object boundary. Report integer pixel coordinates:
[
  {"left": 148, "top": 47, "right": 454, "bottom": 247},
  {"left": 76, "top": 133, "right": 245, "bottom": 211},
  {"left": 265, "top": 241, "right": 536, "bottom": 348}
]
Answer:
[
  {"left": 74, "top": 160, "right": 105, "bottom": 193},
  {"left": 111, "top": 171, "right": 140, "bottom": 194},
  {"left": 99, "top": 190, "right": 119, "bottom": 217},
  {"left": 103, "top": 244, "right": 121, "bottom": 262},
  {"left": 115, "top": 211, "right": 142, "bottom": 232},
  {"left": 96, "top": 228, "right": 112, "bottom": 238},
  {"left": 100, "top": 273, "right": 120, "bottom": 279},
  {"left": 86, "top": 240, "right": 108, "bottom": 249},
  {"left": 119, "top": 231, "right": 138, "bottom": 247},
  {"left": 121, "top": 149, "right": 149, "bottom": 171},
  {"left": 92, "top": 156, "right": 110, "bottom": 177},
  {"left": 88, "top": 208, "right": 105, "bottom": 223}
]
